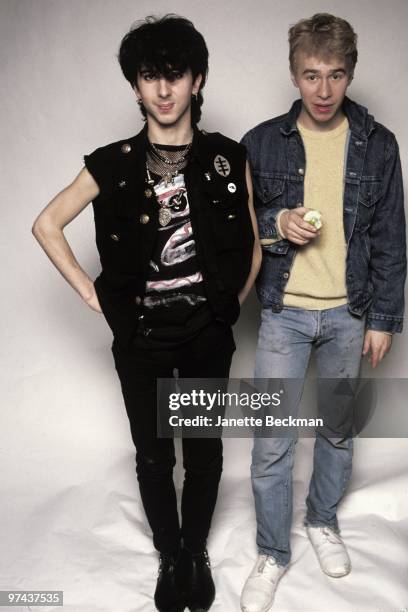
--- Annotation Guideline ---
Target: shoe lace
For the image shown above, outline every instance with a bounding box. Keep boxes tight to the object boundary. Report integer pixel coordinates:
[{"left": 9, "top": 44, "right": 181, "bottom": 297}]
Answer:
[
  {"left": 202, "top": 549, "right": 211, "bottom": 568},
  {"left": 187, "top": 548, "right": 212, "bottom": 568},
  {"left": 257, "top": 555, "right": 280, "bottom": 581},
  {"left": 320, "top": 527, "right": 343, "bottom": 546},
  {"left": 158, "top": 554, "right": 175, "bottom": 575}
]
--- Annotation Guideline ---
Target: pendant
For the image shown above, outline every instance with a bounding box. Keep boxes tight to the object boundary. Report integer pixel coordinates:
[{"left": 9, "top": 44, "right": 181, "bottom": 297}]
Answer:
[
  {"left": 163, "top": 173, "right": 174, "bottom": 186},
  {"left": 159, "top": 208, "right": 172, "bottom": 226}
]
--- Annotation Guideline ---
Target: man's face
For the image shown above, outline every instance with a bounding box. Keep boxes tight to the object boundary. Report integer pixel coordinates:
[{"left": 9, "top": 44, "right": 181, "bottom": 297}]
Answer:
[
  {"left": 291, "top": 52, "right": 352, "bottom": 130},
  {"left": 134, "top": 67, "right": 202, "bottom": 129}
]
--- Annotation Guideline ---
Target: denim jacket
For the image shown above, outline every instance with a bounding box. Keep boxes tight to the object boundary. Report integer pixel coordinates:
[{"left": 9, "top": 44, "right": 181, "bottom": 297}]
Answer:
[{"left": 242, "top": 97, "right": 406, "bottom": 333}]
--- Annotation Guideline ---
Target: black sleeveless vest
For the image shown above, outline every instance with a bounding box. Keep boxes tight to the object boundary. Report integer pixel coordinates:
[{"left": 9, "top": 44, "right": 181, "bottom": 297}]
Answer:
[{"left": 84, "top": 125, "right": 254, "bottom": 348}]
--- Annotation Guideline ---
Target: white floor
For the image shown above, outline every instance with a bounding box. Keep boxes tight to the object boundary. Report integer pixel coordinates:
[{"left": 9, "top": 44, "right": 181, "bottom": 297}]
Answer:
[
  {"left": 2, "top": 427, "right": 407, "bottom": 611},
  {"left": 2, "top": 308, "right": 407, "bottom": 611}
]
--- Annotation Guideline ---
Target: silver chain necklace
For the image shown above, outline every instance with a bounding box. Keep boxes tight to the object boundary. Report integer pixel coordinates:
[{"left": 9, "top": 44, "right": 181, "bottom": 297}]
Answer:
[
  {"left": 146, "top": 141, "right": 192, "bottom": 186},
  {"left": 146, "top": 141, "right": 192, "bottom": 227},
  {"left": 150, "top": 140, "right": 192, "bottom": 165}
]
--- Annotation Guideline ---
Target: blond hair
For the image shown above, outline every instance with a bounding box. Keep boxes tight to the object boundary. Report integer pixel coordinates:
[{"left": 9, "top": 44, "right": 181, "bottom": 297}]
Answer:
[{"left": 289, "top": 13, "right": 358, "bottom": 75}]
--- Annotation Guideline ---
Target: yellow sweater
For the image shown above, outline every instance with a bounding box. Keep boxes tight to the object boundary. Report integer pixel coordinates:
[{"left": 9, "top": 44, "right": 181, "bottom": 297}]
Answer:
[{"left": 283, "top": 117, "right": 349, "bottom": 310}]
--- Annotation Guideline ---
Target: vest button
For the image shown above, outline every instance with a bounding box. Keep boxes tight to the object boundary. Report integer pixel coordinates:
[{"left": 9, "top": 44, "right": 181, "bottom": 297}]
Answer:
[
  {"left": 121, "top": 143, "right": 131, "bottom": 153},
  {"left": 118, "top": 180, "right": 126, "bottom": 188},
  {"left": 110, "top": 233, "right": 120, "bottom": 241},
  {"left": 144, "top": 188, "right": 153, "bottom": 198},
  {"left": 140, "top": 214, "right": 150, "bottom": 224},
  {"left": 227, "top": 213, "right": 236, "bottom": 220},
  {"left": 298, "top": 168, "right": 304, "bottom": 175},
  {"left": 283, "top": 272, "right": 289, "bottom": 279}
]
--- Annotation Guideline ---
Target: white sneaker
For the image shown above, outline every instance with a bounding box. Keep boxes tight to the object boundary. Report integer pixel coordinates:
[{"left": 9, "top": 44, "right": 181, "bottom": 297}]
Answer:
[
  {"left": 240, "top": 554, "right": 287, "bottom": 612},
  {"left": 306, "top": 525, "right": 351, "bottom": 577}
]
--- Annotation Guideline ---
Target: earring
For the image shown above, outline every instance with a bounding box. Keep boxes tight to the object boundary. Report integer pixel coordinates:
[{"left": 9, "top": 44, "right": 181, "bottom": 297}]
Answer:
[
  {"left": 192, "top": 92, "right": 198, "bottom": 101},
  {"left": 137, "top": 97, "right": 143, "bottom": 106}
]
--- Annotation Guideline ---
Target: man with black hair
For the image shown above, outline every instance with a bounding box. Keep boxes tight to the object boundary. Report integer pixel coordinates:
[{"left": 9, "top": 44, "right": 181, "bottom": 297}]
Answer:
[{"left": 32, "top": 14, "right": 261, "bottom": 612}]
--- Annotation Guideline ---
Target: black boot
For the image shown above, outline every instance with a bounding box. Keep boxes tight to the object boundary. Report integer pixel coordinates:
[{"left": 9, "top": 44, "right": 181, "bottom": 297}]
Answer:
[
  {"left": 154, "top": 552, "right": 186, "bottom": 612},
  {"left": 178, "top": 547, "right": 215, "bottom": 612}
]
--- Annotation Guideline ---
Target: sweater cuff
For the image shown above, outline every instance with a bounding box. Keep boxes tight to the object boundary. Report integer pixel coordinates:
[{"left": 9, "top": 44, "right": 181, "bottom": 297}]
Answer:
[{"left": 276, "top": 209, "right": 289, "bottom": 239}]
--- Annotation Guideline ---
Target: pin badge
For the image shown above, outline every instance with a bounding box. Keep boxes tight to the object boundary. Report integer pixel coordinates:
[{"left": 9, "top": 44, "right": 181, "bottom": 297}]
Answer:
[
  {"left": 227, "top": 182, "right": 237, "bottom": 193},
  {"left": 159, "top": 208, "right": 172, "bottom": 227},
  {"left": 214, "top": 154, "right": 231, "bottom": 177}
]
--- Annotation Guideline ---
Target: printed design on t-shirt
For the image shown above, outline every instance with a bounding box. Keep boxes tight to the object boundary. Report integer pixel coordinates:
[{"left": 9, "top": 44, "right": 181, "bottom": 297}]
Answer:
[
  {"left": 155, "top": 174, "right": 189, "bottom": 221},
  {"left": 147, "top": 271, "right": 203, "bottom": 292},
  {"left": 161, "top": 221, "right": 196, "bottom": 267},
  {"left": 144, "top": 174, "right": 206, "bottom": 309}
]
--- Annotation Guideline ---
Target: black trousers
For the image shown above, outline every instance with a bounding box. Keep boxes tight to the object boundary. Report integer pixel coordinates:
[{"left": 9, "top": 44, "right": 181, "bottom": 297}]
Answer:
[{"left": 111, "top": 321, "right": 236, "bottom": 554}]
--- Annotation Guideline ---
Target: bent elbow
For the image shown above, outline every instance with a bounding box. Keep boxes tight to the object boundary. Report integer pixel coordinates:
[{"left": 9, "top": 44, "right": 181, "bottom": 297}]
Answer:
[
  {"left": 31, "top": 217, "right": 41, "bottom": 239},
  {"left": 31, "top": 216, "right": 45, "bottom": 241},
  {"left": 32, "top": 213, "right": 52, "bottom": 243}
]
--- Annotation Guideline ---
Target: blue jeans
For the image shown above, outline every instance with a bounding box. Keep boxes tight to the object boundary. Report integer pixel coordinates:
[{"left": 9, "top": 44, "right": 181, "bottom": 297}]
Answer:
[{"left": 252, "top": 304, "right": 366, "bottom": 566}]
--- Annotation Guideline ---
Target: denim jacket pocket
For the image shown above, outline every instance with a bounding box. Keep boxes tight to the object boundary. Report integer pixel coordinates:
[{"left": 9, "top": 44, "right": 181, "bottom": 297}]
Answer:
[
  {"left": 261, "top": 242, "right": 290, "bottom": 255},
  {"left": 253, "top": 175, "right": 285, "bottom": 204},
  {"left": 357, "top": 179, "right": 382, "bottom": 230},
  {"left": 253, "top": 175, "right": 286, "bottom": 240}
]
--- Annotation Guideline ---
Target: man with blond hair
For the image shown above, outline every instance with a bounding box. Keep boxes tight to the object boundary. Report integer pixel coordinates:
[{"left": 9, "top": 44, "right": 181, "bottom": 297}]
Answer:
[{"left": 240, "top": 13, "right": 405, "bottom": 611}]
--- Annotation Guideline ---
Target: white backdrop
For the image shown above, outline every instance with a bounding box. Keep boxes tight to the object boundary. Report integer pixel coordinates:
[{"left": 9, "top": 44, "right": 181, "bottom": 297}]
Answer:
[{"left": 1, "top": 1, "right": 408, "bottom": 610}]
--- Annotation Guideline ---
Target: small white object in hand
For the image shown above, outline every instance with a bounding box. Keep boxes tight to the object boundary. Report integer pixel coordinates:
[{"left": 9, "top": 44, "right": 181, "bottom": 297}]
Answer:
[{"left": 303, "top": 209, "right": 323, "bottom": 229}]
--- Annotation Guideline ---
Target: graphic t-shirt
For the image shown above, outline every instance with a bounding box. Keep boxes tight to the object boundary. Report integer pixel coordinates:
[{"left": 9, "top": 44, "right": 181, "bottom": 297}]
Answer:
[{"left": 135, "top": 144, "right": 213, "bottom": 346}]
